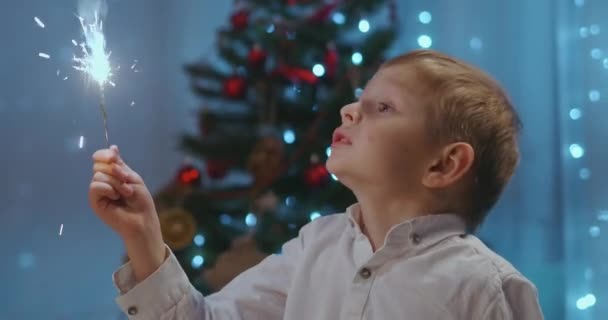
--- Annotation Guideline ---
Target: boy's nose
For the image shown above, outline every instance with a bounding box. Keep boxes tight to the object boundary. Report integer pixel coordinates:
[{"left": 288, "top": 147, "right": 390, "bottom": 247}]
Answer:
[{"left": 340, "top": 102, "right": 361, "bottom": 124}]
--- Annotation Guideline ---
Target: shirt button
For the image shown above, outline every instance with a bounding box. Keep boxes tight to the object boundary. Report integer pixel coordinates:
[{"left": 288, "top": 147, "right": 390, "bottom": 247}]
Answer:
[
  {"left": 411, "top": 233, "right": 421, "bottom": 244},
  {"left": 359, "top": 268, "right": 372, "bottom": 279},
  {"left": 127, "top": 306, "right": 138, "bottom": 315}
]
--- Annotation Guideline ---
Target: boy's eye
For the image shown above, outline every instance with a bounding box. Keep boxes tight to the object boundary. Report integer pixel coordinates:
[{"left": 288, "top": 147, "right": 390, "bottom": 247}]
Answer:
[{"left": 378, "top": 103, "right": 392, "bottom": 113}]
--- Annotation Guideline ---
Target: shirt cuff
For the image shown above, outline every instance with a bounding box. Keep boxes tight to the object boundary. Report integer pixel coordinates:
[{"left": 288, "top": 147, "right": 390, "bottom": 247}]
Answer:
[{"left": 112, "top": 245, "right": 193, "bottom": 319}]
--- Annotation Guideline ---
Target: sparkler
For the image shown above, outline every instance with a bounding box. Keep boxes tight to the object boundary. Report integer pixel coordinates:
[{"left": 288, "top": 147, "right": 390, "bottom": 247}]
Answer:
[
  {"left": 72, "top": 11, "right": 114, "bottom": 147},
  {"left": 36, "top": 3, "right": 138, "bottom": 148}
]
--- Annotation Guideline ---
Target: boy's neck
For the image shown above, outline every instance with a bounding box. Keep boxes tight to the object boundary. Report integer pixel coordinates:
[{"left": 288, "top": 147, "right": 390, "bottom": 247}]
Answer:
[{"left": 354, "top": 193, "right": 435, "bottom": 252}]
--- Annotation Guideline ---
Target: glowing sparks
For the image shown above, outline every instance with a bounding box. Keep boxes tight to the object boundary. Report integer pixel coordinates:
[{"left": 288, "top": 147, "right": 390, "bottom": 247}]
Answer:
[
  {"left": 38, "top": 52, "right": 50, "bottom": 59},
  {"left": 72, "top": 39, "right": 78, "bottom": 46},
  {"left": 79, "top": 135, "right": 85, "bottom": 148},
  {"left": 63, "top": 76, "right": 69, "bottom": 80},
  {"left": 72, "top": 12, "right": 113, "bottom": 88},
  {"left": 130, "top": 59, "right": 140, "bottom": 72},
  {"left": 34, "top": 16, "right": 45, "bottom": 28},
  {"left": 59, "top": 223, "right": 64, "bottom": 236},
  {"left": 130, "top": 101, "right": 135, "bottom": 106}
]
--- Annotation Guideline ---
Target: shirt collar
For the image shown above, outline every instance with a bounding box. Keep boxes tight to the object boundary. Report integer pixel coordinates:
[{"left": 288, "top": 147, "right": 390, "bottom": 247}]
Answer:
[{"left": 346, "top": 203, "right": 467, "bottom": 248}]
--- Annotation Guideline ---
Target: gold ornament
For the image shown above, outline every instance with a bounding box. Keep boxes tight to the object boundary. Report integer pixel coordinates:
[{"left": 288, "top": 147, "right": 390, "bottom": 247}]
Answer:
[
  {"left": 153, "top": 180, "right": 195, "bottom": 213},
  {"left": 159, "top": 207, "right": 197, "bottom": 250},
  {"left": 247, "top": 136, "right": 285, "bottom": 185}
]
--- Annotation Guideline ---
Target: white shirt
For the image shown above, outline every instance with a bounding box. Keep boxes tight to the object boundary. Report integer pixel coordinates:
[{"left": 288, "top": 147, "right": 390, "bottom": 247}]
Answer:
[{"left": 113, "top": 203, "right": 544, "bottom": 319}]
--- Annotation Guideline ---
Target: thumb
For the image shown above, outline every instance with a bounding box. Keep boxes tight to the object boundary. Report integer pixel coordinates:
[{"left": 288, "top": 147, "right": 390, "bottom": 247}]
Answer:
[
  {"left": 110, "top": 145, "right": 126, "bottom": 165},
  {"left": 110, "top": 146, "right": 144, "bottom": 185}
]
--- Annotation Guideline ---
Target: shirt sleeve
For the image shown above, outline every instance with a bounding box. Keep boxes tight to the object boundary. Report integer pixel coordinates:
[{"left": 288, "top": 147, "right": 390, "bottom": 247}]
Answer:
[
  {"left": 112, "top": 228, "right": 305, "bottom": 320},
  {"left": 482, "top": 274, "right": 544, "bottom": 320}
]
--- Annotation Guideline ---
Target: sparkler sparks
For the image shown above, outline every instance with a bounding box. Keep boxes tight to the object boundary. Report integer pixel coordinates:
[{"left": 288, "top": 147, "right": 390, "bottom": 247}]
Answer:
[
  {"left": 34, "top": 16, "right": 45, "bottom": 28},
  {"left": 72, "top": 11, "right": 113, "bottom": 146},
  {"left": 72, "top": 12, "right": 112, "bottom": 87}
]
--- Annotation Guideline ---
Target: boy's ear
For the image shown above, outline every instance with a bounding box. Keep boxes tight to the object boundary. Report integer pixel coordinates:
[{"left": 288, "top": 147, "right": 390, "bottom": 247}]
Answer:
[{"left": 422, "top": 142, "right": 475, "bottom": 188}]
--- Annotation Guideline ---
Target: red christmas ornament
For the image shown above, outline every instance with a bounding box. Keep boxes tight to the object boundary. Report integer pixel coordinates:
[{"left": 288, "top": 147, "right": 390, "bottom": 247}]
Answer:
[
  {"left": 177, "top": 165, "right": 202, "bottom": 187},
  {"left": 223, "top": 76, "right": 247, "bottom": 99},
  {"left": 324, "top": 44, "right": 339, "bottom": 78},
  {"left": 230, "top": 10, "right": 249, "bottom": 30},
  {"left": 304, "top": 163, "right": 330, "bottom": 187},
  {"left": 248, "top": 45, "right": 267, "bottom": 68},
  {"left": 274, "top": 65, "right": 318, "bottom": 85},
  {"left": 206, "top": 160, "right": 230, "bottom": 180}
]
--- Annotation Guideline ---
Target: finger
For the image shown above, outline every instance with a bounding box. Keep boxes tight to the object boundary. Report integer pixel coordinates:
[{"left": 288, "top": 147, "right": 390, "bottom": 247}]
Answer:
[
  {"left": 93, "top": 171, "right": 133, "bottom": 197},
  {"left": 89, "top": 181, "right": 120, "bottom": 201},
  {"left": 113, "top": 165, "right": 140, "bottom": 184},
  {"left": 113, "top": 160, "right": 144, "bottom": 184},
  {"left": 110, "top": 145, "right": 125, "bottom": 165},
  {"left": 107, "top": 145, "right": 144, "bottom": 184},
  {"left": 93, "top": 172, "right": 133, "bottom": 197},
  {"left": 106, "top": 161, "right": 142, "bottom": 184},
  {"left": 93, "top": 162, "right": 113, "bottom": 175},
  {"left": 93, "top": 162, "right": 130, "bottom": 182},
  {"left": 92, "top": 148, "right": 119, "bottom": 164}
]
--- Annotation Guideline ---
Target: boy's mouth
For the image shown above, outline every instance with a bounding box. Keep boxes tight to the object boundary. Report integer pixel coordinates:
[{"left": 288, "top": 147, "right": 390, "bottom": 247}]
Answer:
[{"left": 332, "top": 129, "right": 352, "bottom": 146}]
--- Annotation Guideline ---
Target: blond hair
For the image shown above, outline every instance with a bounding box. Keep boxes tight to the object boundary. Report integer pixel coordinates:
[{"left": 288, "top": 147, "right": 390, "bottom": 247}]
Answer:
[{"left": 382, "top": 50, "right": 521, "bottom": 230}]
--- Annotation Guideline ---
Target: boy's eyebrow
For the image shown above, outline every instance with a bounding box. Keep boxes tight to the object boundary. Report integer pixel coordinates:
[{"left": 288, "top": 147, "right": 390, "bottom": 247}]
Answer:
[{"left": 362, "top": 92, "right": 399, "bottom": 108}]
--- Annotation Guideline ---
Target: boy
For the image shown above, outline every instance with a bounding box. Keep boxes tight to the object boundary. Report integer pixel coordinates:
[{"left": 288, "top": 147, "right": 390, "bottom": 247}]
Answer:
[{"left": 90, "top": 50, "right": 544, "bottom": 319}]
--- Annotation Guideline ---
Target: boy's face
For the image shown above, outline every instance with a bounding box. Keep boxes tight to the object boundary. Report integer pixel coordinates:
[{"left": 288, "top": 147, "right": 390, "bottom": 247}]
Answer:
[{"left": 326, "top": 65, "right": 437, "bottom": 195}]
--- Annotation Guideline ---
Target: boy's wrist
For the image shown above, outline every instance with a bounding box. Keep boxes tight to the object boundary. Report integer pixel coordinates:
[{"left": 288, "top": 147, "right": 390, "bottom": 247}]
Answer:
[{"left": 123, "top": 232, "right": 167, "bottom": 283}]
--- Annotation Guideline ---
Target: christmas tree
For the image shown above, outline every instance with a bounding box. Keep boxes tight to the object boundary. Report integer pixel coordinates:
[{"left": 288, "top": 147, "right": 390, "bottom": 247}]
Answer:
[{"left": 153, "top": 0, "right": 398, "bottom": 294}]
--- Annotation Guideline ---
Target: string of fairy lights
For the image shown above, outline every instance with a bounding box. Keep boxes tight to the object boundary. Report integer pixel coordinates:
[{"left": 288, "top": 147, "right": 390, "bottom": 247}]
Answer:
[{"left": 564, "top": 0, "right": 607, "bottom": 317}]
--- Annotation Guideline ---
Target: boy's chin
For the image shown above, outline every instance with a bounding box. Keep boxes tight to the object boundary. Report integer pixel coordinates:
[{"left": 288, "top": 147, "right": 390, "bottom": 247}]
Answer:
[
  {"left": 326, "top": 162, "right": 375, "bottom": 189},
  {"left": 325, "top": 158, "right": 341, "bottom": 176},
  {"left": 325, "top": 162, "right": 352, "bottom": 184},
  {"left": 327, "top": 157, "right": 357, "bottom": 175}
]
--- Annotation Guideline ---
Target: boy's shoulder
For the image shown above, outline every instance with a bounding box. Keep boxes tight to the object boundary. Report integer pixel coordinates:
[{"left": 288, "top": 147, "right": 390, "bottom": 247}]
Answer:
[
  {"left": 431, "top": 233, "right": 535, "bottom": 290},
  {"left": 427, "top": 234, "right": 541, "bottom": 316}
]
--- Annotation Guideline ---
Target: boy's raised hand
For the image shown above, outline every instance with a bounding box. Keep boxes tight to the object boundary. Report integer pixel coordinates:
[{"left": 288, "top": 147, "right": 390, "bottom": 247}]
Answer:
[{"left": 89, "top": 145, "right": 166, "bottom": 282}]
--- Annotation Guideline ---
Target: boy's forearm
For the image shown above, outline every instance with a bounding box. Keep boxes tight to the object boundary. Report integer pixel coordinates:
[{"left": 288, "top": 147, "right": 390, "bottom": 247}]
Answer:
[{"left": 123, "top": 231, "right": 168, "bottom": 283}]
